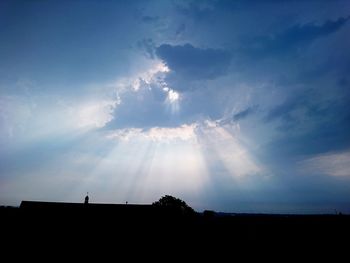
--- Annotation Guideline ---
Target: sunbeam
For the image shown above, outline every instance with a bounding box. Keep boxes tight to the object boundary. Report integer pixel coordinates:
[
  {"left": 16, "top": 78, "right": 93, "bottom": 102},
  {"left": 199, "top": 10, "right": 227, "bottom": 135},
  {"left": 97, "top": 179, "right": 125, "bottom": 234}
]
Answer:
[{"left": 197, "top": 122, "right": 262, "bottom": 179}]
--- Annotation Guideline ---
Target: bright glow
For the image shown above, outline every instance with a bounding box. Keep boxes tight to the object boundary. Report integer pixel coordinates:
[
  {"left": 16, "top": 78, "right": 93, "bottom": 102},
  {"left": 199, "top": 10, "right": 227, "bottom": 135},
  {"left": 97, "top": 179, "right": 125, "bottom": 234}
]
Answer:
[
  {"left": 0, "top": 95, "right": 32, "bottom": 139},
  {"left": 115, "top": 61, "right": 170, "bottom": 92},
  {"left": 138, "top": 62, "right": 166, "bottom": 85},
  {"left": 198, "top": 122, "right": 262, "bottom": 178},
  {"left": 80, "top": 120, "right": 263, "bottom": 203},
  {"left": 167, "top": 89, "right": 180, "bottom": 103},
  {"left": 165, "top": 88, "right": 180, "bottom": 114},
  {"left": 153, "top": 62, "right": 170, "bottom": 73},
  {"left": 106, "top": 121, "right": 262, "bottom": 179},
  {"left": 106, "top": 123, "right": 197, "bottom": 142},
  {"left": 0, "top": 115, "right": 264, "bottom": 206},
  {"left": 131, "top": 78, "right": 142, "bottom": 91},
  {"left": 76, "top": 100, "right": 118, "bottom": 129},
  {"left": 0, "top": 94, "right": 121, "bottom": 146},
  {"left": 300, "top": 151, "right": 350, "bottom": 177},
  {"left": 73, "top": 122, "right": 208, "bottom": 202},
  {"left": 111, "top": 61, "right": 180, "bottom": 116},
  {"left": 147, "top": 125, "right": 194, "bottom": 141}
]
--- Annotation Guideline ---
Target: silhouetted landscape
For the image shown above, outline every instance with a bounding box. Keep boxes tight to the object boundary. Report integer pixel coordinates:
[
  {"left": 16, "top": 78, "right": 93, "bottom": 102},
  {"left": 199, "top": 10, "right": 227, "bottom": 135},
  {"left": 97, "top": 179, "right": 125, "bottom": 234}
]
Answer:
[{"left": 2, "top": 195, "right": 349, "bottom": 253}]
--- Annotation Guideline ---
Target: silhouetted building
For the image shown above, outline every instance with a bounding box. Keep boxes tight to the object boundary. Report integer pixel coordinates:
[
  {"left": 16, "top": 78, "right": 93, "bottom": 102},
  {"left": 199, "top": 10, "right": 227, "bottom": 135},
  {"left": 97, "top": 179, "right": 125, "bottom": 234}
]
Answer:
[{"left": 19, "top": 200, "right": 154, "bottom": 218}]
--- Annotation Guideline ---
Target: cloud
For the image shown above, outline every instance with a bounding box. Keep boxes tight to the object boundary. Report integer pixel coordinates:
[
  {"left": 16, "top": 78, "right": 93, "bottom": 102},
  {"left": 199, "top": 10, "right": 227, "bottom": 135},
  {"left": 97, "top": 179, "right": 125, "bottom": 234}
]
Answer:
[
  {"left": 300, "top": 151, "right": 350, "bottom": 177},
  {"left": 262, "top": 89, "right": 350, "bottom": 158},
  {"left": 141, "top": 15, "right": 159, "bottom": 24},
  {"left": 175, "top": 23, "right": 186, "bottom": 38},
  {"left": 137, "top": 38, "right": 156, "bottom": 59},
  {"left": 0, "top": 95, "right": 33, "bottom": 140},
  {"left": 174, "top": 0, "right": 215, "bottom": 21},
  {"left": 156, "top": 43, "right": 231, "bottom": 80},
  {"left": 105, "top": 61, "right": 186, "bottom": 129},
  {"left": 243, "top": 16, "right": 350, "bottom": 58},
  {"left": 233, "top": 106, "right": 258, "bottom": 121},
  {"left": 105, "top": 119, "right": 263, "bottom": 179},
  {"left": 105, "top": 123, "right": 197, "bottom": 142},
  {"left": 265, "top": 96, "right": 306, "bottom": 123},
  {"left": 74, "top": 99, "right": 119, "bottom": 129},
  {"left": 196, "top": 119, "right": 264, "bottom": 178},
  {"left": 117, "top": 61, "right": 170, "bottom": 92},
  {"left": 166, "top": 88, "right": 180, "bottom": 103},
  {"left": 0, "top": 93, "right": 121, "bottom": 146}
]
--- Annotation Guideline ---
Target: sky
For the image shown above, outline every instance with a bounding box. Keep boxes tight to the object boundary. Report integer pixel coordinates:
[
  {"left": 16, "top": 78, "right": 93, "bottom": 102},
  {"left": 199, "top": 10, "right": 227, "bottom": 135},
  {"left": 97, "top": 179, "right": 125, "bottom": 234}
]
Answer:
[{"left": 1, "top": 0, "right": 350, "bottom": 213}]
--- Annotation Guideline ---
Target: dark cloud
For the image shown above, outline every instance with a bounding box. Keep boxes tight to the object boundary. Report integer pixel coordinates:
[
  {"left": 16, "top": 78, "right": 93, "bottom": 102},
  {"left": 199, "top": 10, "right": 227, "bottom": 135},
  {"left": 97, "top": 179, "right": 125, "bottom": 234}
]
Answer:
[
  {"left": 263, "top": 85, "right": 350, "bottom": 157},
  {"left": 338, "top": 77, "right": 349, "bottom": 87},
  {"left": 243, "top": 16, "right": 350, "bottom": 58},
  {"left": 264, "top": 87, "right": 331, "bottom": 125},
  {"left": 174, "top": 0, "right": 215, "bottom": 21},
  {"left": 265, "top": 118, "right": 350, "bottom": 157},
  {"left": 137, "top": 38, "right": 156, "bottom": 59},
  {"left": 265, "top": 97, "right": 305, "bottom": 123},
  {"left": 105, "top": 83, "right": 183, "bottom": 130},
  {"left": 175, "top": 23, "right": 186, "bottom": 38},
  {"left": 141, "top": 15, "right": 159, "bottom": 23},
  {"left": 233, "top": 106, "right": 258, "bottom": 121},
  {"left": 156, "top": 43, "right": 231, "bottom": 80}
]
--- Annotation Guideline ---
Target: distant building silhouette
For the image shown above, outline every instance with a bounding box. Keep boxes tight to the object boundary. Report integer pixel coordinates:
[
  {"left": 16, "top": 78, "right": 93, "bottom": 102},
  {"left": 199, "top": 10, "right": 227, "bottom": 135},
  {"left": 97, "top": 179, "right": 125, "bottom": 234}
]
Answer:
[
  {"left": 19, "top": 201, "right": 154, "bottom": 216},
  {"left": 18, "top": 195, "right": 196, "bottom": 220}
]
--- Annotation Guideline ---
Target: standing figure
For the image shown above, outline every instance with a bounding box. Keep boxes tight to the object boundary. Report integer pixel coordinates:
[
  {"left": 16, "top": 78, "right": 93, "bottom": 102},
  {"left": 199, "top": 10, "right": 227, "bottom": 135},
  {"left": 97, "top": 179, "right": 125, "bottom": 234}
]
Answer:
[{"left": 84, "top": 192, "right": 89, "bottom": 204}]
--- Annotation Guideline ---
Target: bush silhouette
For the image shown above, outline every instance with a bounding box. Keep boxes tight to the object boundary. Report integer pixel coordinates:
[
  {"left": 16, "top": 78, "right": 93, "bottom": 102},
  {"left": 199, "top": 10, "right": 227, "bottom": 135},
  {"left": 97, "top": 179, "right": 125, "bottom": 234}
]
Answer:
[
  {"left": 203, "top": 210, "right": 216, "bottom": 218},
  {"left": 152, "top": 195, "right": 195, "bottom": 216}
]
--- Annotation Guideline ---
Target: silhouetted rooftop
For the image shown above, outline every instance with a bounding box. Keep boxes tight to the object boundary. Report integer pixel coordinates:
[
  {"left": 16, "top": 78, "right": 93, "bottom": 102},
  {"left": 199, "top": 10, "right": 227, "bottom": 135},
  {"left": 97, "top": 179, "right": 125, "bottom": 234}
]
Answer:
[{"left": 20, "top": 200, "right": 153, "bottom": 214}]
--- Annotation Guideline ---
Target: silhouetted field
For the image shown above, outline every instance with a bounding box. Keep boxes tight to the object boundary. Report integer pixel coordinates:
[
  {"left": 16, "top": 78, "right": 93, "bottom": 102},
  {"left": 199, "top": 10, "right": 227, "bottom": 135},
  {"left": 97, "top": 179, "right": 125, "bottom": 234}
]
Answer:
[
  {"left": 2, "top": 203, "right": 349, "bottom": 251},
  {"left": 1, "top": 199, "right": 349, "bottom": 259}
]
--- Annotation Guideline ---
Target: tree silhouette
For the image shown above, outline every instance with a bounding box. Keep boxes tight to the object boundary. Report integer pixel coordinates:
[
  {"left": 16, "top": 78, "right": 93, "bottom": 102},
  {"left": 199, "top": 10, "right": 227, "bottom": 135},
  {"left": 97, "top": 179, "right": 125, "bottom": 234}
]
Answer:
[{"left": 152, "top": 195, "right": 195, "bottom": 216}]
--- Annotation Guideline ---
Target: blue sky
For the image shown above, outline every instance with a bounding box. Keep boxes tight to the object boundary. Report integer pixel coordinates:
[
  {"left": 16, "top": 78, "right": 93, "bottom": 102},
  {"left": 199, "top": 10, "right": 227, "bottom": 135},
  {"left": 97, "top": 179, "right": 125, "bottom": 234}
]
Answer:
[{"left": 1, "top": 0, "right": 350, "bottom": 213}]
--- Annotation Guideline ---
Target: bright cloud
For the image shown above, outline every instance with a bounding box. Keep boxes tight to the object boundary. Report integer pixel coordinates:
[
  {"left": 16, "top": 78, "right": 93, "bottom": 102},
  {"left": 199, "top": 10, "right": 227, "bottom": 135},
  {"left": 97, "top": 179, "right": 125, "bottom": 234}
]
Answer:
[
  {"left": 167, "top": 89, "right": 180, "bottom": 103},
  {"left": 114, "top": 61, "right": 170, "bottom": 92},
  {"left": 75, "top": 99, "right": 119, "bottom": 129},
  {"left": 0, "top": 94, "right": 121, "bottom": 145},
  {"left": 0, "top": 95, "right": 33, "bottom": 139},
  {"left": 105, "top": 123, "right": 197, "bottom": 142},
  {"left": 300, "top": 151, "right": 350, "bottom": 177},
  {"left": 198, "top": 122, "right": 263, "bottom": 178},
  {"left": 105, "top": 120, "right": 262, "bottom": 178}
]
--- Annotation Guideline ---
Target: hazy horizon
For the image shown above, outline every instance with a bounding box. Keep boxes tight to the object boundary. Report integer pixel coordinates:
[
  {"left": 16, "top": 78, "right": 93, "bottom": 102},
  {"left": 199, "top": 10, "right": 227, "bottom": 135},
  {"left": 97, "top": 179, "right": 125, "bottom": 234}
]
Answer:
[{"left": 1, "top": 0, "right": 350, "bottom": 214}]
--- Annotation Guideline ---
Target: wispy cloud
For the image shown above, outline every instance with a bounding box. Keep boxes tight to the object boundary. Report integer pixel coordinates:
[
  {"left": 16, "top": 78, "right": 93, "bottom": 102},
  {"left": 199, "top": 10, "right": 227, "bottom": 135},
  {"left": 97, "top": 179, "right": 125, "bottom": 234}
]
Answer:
[
  {"left": 300, "top": 151, "right": 350, "bottom": 177},
  {"left": 243, "top": 16, "right": 350, "bottom": 58},
  {"left": 74, "top": 99, "right": 119, "bottom": 129},
  {"left": 233, "top": 106, "right": 258, "bottom": 121},
  {"left": 105, "top": 123, "right": 197, "bottom": 142},
  {"left": 105, "top": 120, "right": 263, "bottom": 178},
  {"left": 0, "top": 94, "right": 120, "bottom": 144},
  {"left": 156, "top": 43, "right": 231, "bottom": 82}
]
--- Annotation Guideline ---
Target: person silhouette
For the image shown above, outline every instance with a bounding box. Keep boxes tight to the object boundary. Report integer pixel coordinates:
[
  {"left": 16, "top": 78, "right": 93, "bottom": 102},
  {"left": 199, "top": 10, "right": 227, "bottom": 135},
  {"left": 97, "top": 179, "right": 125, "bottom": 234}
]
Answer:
[{"left": 84, "top": 192, "right": 89, "bottom": 204}]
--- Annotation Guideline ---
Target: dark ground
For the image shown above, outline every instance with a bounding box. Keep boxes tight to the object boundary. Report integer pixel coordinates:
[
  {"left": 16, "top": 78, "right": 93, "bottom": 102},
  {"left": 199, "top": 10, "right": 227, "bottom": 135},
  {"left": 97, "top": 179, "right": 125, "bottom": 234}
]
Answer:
[{"left": 1, "top": 205, "right": 349, "bottom": 259}]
